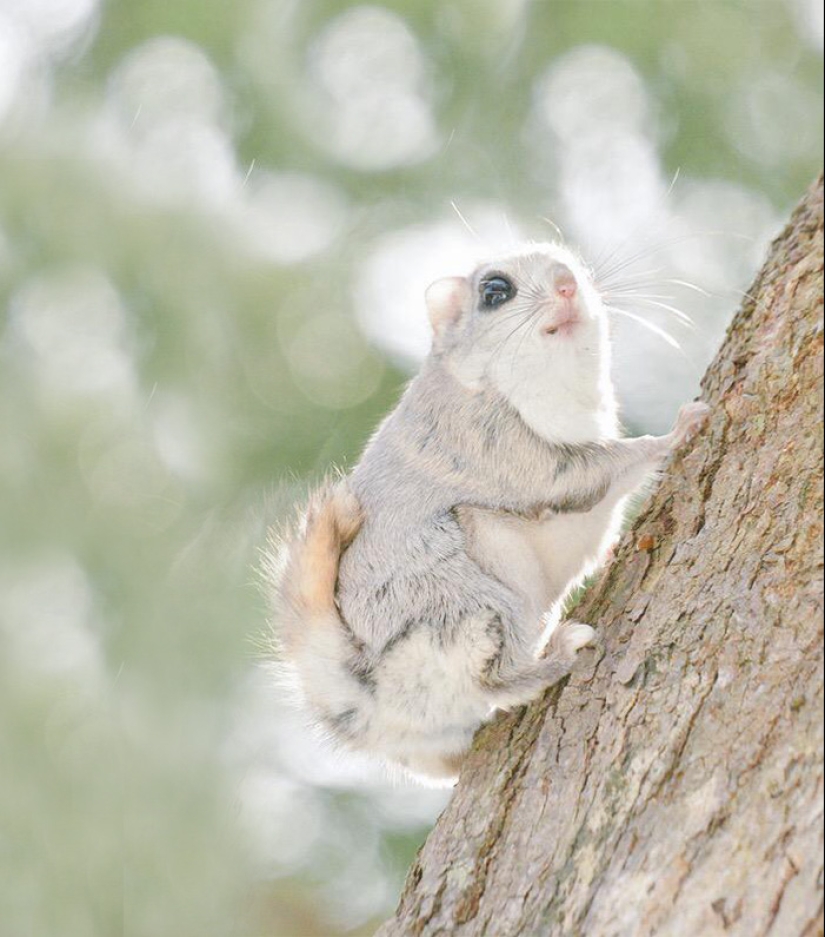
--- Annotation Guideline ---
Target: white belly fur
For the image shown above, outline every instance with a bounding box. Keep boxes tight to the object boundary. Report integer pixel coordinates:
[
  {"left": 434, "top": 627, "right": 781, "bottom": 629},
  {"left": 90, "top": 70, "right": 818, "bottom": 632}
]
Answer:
[{"left": 463, "top": 497, "right": 625, "bottom": 632}]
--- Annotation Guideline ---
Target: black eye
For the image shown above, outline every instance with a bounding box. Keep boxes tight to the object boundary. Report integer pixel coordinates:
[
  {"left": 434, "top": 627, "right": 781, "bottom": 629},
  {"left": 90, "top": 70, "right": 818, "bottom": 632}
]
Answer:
[{"left": 480, "top": 276, "right": 516, "bottom": 309}]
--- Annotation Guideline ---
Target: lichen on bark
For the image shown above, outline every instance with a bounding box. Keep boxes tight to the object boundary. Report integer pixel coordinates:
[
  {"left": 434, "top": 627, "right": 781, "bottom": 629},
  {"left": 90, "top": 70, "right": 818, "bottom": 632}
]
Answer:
[{"left": 378, "top": 176, "right": 824, "bottom": 937}]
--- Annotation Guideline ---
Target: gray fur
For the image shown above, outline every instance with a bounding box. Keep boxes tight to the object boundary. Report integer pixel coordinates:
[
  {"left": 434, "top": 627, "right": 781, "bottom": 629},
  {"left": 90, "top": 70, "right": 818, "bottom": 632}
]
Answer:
[
  {"left": 274, "top": 243, "right": 710, "bottom": 783},
  {"left": 341, "top": 361, "right": 640, "bottom": 638}
]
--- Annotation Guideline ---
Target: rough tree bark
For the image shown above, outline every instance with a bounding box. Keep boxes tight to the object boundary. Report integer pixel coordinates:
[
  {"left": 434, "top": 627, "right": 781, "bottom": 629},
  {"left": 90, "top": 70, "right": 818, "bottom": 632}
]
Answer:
[{"left": 377, "top": 175, "right": 824, "bottom": 937}]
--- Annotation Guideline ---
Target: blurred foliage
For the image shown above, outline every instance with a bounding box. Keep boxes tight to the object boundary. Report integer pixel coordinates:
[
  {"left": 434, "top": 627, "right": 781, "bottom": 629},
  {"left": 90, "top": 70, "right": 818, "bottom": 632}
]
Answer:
[{"left": 0, "top": 1, "right": 821, "bottom": 935}]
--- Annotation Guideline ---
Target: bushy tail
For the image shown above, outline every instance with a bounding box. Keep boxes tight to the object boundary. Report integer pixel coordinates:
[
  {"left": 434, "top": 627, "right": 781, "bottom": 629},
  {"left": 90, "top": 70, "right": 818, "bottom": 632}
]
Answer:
[{"left": 264, "top": 481, "right": 369, "bottom": 732}]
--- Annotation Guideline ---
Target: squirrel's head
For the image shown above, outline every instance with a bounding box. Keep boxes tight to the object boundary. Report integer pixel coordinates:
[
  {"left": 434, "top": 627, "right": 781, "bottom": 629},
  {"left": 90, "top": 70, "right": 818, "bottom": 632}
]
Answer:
[{"left": 424, "top": 244, "right": 613, "bottom": 435}]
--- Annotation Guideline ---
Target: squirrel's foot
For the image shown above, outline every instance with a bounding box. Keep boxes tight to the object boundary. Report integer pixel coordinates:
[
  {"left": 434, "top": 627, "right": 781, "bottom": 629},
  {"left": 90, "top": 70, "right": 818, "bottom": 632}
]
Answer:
[
  {"left": 546, "top": 621, "right": 597, "bottom": 666},
  {"left": 672, "top": 401, "right": 711, "bottom": 449}
]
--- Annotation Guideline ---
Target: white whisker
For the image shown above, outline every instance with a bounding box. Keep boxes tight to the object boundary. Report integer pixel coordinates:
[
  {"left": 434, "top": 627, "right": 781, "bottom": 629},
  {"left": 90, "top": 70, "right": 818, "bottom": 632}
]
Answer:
[
  {"left": 602, "top": 288, "right": 677, "bottom": 301},
  {"left": 606, "top": 305, "right": 682, "bottom": 350},
  {"left": 665, "top": 166, "right": 682, "bottom": 198},
  {"left": 450, "top": 201, "right": 480, "bottom": 242},
  {"left": 605, "top": 294, "right": 695, "bottom": 328},
  {"left": 598, "top": 272, "right": 666, "bottom": 292},
  {"left": 666, "top": 278, "right": 711, "bottom": 297},
  {"left": 596, "top": 230, "right": 754, "bottom": 285},
  {"left": 501, "top": 211, "right": 517, "bottom": 247},
  {"left": 628, "top": 298, "right": 695, "bottom": 328},
  {"left": 540, "top": 216, "right": 566, "bottom": 243}
]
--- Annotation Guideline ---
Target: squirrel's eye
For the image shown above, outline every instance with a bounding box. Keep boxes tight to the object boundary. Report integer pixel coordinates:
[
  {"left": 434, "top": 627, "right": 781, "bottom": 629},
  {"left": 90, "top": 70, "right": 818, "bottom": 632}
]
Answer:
[{"left": 480, "top": 276, "right": 516, "bottom": 309}]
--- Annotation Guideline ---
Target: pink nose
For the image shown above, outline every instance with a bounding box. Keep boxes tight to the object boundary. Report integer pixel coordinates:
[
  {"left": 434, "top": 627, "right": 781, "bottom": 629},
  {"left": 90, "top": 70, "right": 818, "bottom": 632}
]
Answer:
[{"left": 555, "top": 266, "right": 578, "bottom": 299}]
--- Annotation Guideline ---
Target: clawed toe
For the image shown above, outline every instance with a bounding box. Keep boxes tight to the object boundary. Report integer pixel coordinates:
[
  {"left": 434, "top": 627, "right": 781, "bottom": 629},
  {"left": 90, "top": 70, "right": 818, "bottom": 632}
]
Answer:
[
  {"left": 548, "top": 621, "right": 596, "bottom": 662},
  {"left": 673, "top": 401, "right": 710, "bottom": 447}
]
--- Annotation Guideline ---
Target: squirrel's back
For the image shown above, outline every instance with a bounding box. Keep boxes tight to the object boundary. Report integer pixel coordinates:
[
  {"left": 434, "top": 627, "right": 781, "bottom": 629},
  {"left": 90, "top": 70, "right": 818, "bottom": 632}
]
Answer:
[{"left": 265, "top": 482, "right": 496, "bottom": 783}]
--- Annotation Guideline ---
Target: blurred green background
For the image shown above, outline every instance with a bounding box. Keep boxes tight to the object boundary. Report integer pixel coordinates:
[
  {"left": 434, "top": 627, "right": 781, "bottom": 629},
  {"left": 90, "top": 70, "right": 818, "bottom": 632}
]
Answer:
[{"left": 0, "top": 1, "right": 821, "bottom": 935}]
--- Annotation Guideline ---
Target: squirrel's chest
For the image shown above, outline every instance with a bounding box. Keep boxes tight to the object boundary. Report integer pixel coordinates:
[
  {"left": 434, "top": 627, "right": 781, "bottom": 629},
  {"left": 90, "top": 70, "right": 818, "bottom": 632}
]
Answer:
[
  {"left": 461, "top": 501, "right": 619, "bottom": 616},
  {"left": 528, "top": 500, "right": 619, "bottom": 592}
]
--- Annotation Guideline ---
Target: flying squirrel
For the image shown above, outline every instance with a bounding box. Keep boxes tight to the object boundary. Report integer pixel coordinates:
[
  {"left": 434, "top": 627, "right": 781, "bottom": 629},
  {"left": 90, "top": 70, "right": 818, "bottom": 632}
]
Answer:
[{"left": 265, "top": 243, "right": 709, "bottom": 784}]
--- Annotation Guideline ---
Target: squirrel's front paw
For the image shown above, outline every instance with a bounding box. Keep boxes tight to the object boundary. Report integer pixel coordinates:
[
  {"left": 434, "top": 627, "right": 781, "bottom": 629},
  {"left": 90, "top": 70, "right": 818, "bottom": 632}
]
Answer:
[
  {"left": 672, "top": 401, "right": 710, "bottom": 449},
  {"left": 547, "top": 621, "right": 596, "bottom": 665}
]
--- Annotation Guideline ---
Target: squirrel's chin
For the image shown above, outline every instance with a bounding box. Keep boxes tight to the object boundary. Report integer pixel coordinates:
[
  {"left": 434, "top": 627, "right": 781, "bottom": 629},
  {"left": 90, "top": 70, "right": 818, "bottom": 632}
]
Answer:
[{"left": 542, "top": 319, "right": 580, "bottom": 338}]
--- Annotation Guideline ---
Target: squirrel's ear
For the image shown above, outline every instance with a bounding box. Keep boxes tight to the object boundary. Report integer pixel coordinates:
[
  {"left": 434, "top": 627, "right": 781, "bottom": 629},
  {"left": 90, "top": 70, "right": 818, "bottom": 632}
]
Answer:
[{"left": 425, "top": 277, "right": 470, "bottom": 337}]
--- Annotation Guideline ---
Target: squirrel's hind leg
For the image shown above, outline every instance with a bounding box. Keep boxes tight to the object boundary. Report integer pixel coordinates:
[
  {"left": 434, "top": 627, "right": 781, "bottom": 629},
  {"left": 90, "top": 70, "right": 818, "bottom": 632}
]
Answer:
[{"left": 479, "top": 620, "right": 596, "bottom": 710}]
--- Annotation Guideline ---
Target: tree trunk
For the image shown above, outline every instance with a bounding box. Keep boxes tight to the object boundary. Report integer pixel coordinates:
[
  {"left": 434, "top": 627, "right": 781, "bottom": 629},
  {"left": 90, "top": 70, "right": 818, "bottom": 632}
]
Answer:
[{"left": 377, "top": 175, "right": 824, "bottom": 937}]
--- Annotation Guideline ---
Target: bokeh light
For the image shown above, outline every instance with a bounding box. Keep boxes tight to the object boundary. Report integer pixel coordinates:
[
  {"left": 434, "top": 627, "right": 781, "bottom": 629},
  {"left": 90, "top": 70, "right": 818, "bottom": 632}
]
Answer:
[{"left": 307, "top": 5, "right": 439, "bottom": 170}]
